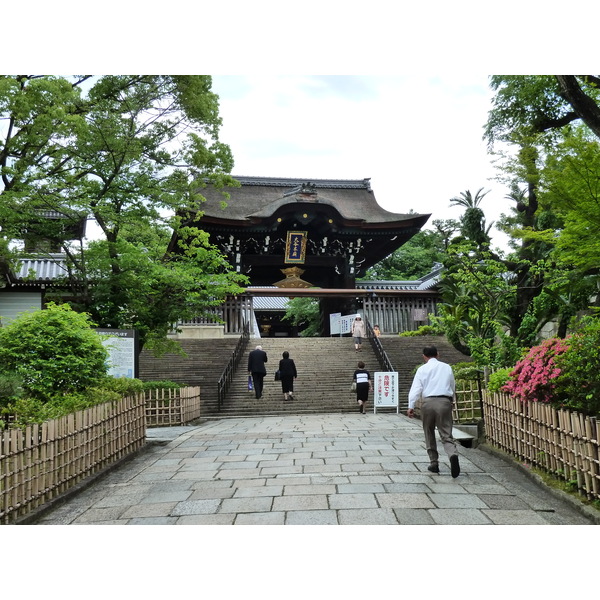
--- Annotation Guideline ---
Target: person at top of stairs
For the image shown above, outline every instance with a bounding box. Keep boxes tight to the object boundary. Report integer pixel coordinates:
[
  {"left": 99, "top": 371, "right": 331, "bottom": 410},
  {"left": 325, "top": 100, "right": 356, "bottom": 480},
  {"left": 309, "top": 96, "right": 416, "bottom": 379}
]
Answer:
[{"left": 351, "top": 315, "right": 366, "bottom": 353}]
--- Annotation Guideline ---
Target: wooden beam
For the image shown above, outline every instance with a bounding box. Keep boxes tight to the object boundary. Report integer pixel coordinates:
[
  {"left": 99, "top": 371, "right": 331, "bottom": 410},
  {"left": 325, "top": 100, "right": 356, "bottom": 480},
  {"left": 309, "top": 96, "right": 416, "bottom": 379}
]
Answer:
[{"left": 239, "top": 287, "right": 438, "bottom": 297}]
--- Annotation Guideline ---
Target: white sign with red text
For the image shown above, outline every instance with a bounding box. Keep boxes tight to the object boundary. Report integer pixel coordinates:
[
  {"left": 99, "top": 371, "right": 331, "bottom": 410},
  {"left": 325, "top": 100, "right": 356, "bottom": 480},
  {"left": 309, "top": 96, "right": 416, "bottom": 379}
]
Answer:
[{"left": 374, "top": 372, "right": 399, "bottom": 413}]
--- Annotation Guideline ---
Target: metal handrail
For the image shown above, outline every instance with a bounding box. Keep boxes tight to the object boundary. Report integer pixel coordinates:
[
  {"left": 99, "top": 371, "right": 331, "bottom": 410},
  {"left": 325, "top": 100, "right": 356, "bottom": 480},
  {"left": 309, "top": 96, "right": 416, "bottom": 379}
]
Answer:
[
  {"left": 365, "top": 318, "right": 394, "bottom": 373},
  {"left": 217, "top": 321, "right": 250, "bottom": 411}
]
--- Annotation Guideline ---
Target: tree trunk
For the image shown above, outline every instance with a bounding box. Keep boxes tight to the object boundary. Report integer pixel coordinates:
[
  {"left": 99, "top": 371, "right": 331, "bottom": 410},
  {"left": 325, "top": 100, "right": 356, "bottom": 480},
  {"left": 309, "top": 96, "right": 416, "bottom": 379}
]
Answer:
[{"left": 556, "top": 75, "right": 600, "bottom": 141}]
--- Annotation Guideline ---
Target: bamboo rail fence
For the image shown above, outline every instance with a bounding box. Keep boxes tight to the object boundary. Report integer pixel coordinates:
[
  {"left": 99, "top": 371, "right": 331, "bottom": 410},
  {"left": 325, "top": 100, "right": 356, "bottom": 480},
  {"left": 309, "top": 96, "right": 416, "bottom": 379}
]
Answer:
[
  {"left": 144, "top": 386, "right": 201, "bottom": 426},
  {"left": 0, "top": 394, "right": 146, "bottom": 524},
  {"left": 483, "top": 391, "right": 600, "bottom": 501}
]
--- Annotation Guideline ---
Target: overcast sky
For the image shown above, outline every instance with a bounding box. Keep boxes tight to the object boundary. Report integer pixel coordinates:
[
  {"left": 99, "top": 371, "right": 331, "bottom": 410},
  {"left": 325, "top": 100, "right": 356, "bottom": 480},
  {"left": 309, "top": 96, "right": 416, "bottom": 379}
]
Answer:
[{"left": 211, "top": 74, "right": 512, "bottom": 250}]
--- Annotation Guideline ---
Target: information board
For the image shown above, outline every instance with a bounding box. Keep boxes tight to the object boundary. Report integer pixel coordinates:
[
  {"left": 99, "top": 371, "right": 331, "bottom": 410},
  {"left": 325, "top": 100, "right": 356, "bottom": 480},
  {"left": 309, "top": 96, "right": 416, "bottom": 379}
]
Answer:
[
  {"left": 329, "top": 313, "right": 360, "bottom": 336},
  {"left": 96, "top": 329, "right": 138, "bottom": 379},
  {"left": 340, "top": 314, "right": 360, "bottom": 336},
  {"left": 329, "top": 312, "right": 342, "bottom": 335},
  {"left": 373, "top": 371, "right": 399, "bottom": 413}
]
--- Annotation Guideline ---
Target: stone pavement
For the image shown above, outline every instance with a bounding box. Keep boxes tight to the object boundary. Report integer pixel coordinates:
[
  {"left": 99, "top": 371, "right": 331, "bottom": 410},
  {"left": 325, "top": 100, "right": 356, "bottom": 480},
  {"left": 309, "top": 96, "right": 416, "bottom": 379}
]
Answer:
[{"left": 32, "top": 413, "right": 598, "bottom": 525}]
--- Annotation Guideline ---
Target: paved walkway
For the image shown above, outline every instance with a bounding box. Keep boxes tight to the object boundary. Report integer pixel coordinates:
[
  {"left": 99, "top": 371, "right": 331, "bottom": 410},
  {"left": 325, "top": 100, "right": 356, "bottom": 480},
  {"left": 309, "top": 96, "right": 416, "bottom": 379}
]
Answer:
[{"left": 33, "top": 413, "right": 598, "bottom": 525}]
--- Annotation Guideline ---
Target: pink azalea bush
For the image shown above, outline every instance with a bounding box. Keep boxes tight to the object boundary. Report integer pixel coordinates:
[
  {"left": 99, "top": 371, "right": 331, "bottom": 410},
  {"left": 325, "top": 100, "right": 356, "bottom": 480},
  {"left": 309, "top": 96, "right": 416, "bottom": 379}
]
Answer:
[{"left": 502, "top": 337, "right": 570, "bottom": 403}]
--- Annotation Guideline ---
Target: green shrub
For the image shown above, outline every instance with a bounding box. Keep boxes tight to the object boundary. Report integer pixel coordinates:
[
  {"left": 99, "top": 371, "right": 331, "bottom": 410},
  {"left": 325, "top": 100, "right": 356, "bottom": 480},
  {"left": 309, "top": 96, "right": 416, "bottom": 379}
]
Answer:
[
  {"left": 0, "top": 372, "right": 24, "bottom": 410},
  {"left": 2, "top": 387, "right": 123, "bottom": 427},
  {"left": 553, "top": 317, "right": 600, "bottom": 416},
  {"left": 399, "top": 324, "right": 444, "bottom": 337},
  {"left": 487, "top": 368, "right": 513, "bottom": 393},
  {"left": 99, "top": 376, "right": 146, "bottom": 397},
  {"left": 142, "top": 380, "right": 184, "bottom": 391},
  {"left": 2, "top": 397, "right": 50, "bottom": 427},
  {"left": 0, "top": 303, "right": 108, "bottom": 402},
  {"left": 452, "top": 362, "right": 480, "bottom": 382}
]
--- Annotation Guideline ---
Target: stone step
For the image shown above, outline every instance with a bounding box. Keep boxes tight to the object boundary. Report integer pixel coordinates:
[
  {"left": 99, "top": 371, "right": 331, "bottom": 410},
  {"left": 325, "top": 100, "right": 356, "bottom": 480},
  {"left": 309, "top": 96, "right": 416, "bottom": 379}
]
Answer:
[{"left": 139, "top": 334, "right": 472, "bottom": 418}]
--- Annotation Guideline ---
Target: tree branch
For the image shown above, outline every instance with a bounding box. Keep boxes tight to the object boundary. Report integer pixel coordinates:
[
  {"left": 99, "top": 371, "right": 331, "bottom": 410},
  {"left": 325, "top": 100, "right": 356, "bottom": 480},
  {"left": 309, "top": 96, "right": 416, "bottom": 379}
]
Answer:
[{"left": 555, "top": 75, "right": 600, "bottom": 140}]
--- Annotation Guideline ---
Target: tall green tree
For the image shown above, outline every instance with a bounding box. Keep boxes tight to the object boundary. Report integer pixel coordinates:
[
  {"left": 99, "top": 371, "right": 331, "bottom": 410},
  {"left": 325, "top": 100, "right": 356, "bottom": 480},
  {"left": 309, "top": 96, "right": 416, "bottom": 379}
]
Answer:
[
  {"left": 449, "top": 188, "right": 492, "bottom": 248},
  {"left": 0, "top": 75, "right": 247, "bottom": 352},
  {"left": 282, "top": 298, "right": 320, "bottom": 337},
  {"left": 361, "top": 224, "right": 456, "bottom": 281},
  {"left": 483, "top": 76, "right": 600, "bottom": 344},
  {"left": 485, "top": 75, "right": 600, "bottom": 147}
]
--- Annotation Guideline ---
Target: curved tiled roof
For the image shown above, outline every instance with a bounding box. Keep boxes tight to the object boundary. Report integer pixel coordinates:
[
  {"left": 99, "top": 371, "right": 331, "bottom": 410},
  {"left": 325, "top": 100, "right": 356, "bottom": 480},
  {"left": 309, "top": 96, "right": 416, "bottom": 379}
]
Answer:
[
  {"left": 197, "top": 175, "right": 429, "bottom": 226},
  {"left": 14, "top": 256, "right": 69, "bottom": 283},
  {"left": 356, "top": 264, "right": 443, "bottom": 291}
]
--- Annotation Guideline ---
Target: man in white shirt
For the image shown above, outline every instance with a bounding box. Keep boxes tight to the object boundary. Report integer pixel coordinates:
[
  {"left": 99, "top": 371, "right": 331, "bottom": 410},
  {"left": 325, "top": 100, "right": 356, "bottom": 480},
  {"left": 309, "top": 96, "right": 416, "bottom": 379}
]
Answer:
[{"left": 407, "top": 346, "right": 460, "bottom": 477}]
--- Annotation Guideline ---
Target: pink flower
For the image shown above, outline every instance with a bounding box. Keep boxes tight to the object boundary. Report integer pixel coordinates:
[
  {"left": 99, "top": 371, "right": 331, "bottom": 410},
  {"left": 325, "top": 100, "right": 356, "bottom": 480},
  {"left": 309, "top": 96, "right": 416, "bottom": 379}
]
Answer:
[{"left": 501, "top": 337, "right": 570, "bottom": 404}]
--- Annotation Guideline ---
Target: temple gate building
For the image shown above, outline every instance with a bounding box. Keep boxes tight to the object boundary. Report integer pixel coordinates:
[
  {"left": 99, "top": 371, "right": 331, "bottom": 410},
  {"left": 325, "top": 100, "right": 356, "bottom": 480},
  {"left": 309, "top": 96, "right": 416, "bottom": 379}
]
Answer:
[{"left": 169, "top": 176, "right": 440, "bottom": 337}]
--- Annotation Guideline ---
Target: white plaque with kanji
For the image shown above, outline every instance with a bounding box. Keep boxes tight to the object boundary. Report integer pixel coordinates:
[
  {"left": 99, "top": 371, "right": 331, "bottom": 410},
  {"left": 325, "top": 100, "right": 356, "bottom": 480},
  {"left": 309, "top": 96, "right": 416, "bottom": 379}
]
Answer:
[{"left": 373, "top": 372, "right": 399, "bottom": 413}]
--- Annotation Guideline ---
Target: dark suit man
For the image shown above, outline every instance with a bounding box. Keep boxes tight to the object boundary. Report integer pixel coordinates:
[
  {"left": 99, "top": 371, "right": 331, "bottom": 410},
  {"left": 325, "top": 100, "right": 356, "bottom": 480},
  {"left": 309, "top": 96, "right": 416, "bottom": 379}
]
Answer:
[{"left": 248, "top": 345, "right": 268, "bottom": 399}]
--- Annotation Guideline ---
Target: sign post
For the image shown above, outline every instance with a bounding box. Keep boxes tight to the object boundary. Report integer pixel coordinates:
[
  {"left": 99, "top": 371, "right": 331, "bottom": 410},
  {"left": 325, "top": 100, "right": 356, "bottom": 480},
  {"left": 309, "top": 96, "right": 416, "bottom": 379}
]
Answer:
[
  {"left": 373, "top": 371, "right": 399, "bottom": 414},
  {"left": 96, "top": 329, "right": 138, "bottom": 379},
  {"left": 329, "top": 312, "right": 342, "bottom": 336}
]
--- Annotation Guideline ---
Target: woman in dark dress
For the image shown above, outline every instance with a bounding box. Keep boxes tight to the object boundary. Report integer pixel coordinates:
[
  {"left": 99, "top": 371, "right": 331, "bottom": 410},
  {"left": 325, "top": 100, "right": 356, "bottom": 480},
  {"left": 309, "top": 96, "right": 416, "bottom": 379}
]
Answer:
[
  {"left": 353, "top": 360, "right": 372, "bottom": 414},
  {"left": 279, "top": 351, "right": 298, "bottom": 401}
]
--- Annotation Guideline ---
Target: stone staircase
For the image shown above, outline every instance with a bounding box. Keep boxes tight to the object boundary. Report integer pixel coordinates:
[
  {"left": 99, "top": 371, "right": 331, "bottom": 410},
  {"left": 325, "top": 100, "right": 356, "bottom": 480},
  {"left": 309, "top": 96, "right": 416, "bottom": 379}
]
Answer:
[
  {"left": 218, "top": 337, "right": 380, "bottom": 417},
  {"left": 138, "top": 335, "right": 472, "bottom": 418}
]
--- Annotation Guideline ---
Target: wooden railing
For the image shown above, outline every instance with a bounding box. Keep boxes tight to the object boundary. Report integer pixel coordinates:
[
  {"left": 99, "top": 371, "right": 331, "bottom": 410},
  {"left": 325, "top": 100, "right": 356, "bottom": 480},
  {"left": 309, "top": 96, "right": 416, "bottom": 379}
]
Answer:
[
  {"left": 366, "top": 319, "right": 394, "bottom": 373},
  {"left": 0, "top": 394, "right": 146, "bottom": 525},
  {"left": 483, "top": 391, "right": 600, "bottom": 501},
  {"left": 217, "top": 322, "right": 250, "bottom": 410}
]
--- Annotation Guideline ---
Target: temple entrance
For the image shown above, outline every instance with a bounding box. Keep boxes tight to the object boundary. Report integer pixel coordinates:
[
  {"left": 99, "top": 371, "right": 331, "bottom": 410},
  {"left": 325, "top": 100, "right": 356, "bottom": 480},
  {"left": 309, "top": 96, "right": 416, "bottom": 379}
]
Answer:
[{"left": 169, "top": 176, "right": 435, "bottom": 336}]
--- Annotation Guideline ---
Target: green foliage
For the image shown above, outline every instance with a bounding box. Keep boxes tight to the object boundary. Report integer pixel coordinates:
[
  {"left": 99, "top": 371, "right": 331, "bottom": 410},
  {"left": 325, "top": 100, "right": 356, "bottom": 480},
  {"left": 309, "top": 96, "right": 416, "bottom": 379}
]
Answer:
[
  {"left": 435, "top": 241, "right": 515, "bottom": 363},
  {"left": 499, "top": 317, "right": 600, "bottom": 416},
  {"left": 449, "top": 188, "right": 491, "bottom": 248},
  {"left": 0, "top": 75, "right": 246, "bottom": 353},
  {"left": 398, "top": 324, "right": 443, "bottom": 337},
  {"left": 98, "top": 376, "right": 146, "bottom": 397},
  {"left": 362, "top": 229, "right": 448, "bottom": 280},
  {"left": 282, "top": 298, "right": 320, "bottom": 337},
  {"left": 553, "top": 317, "right": 600, "bottom": 416},
  {"left": 141, "top": 380, "right": 184, "bottom": 391},
  {"left": 1, "top": 388, "right": 122, "bottom": 428},
  {"left": 0, "top": 372, "right": 24, "bottom": 409},
  {"left": 542, "top": 127, "right": 600, "bottom": 273},
  {"left": 482, "top": 77, "right": 600, "bottom": 352},
  {"left": 451, "top": 362, "right": 480, "bottom": 382},
  {"left": 0, "top": 303, "right": 108, "bottom": 403},
  {"left": 485, "top": 76, "right": 569, "bottom": 147},
  {"left": 486, "top": 368, "right": 513, "bottom": 393}
]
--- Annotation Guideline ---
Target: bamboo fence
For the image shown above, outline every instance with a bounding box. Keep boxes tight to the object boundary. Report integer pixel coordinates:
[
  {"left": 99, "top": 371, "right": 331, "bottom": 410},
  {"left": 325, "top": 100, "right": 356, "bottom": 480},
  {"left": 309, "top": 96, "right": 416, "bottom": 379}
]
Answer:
[
  {"left": 0, "top": 394, "right": 146, "bottom": 525},
  {"left": 144, "top": 386, "right": 201, "bottom": 427},
  {"left": 483, "top": 391, "right": 600, "bottom": 501},
  {"left": 454, "top": 380, "right": 483, "bottom": 423}
]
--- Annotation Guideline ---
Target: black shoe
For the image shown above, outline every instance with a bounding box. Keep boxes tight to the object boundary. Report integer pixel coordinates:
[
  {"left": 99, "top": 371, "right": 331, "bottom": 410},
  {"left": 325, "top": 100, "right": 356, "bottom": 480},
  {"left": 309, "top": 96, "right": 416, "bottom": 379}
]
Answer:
[
  {"left": 427, "top": 464, "right": 440, "bottom": 473},
  {"left": 450, "top": 455, "right": 460, "bottom": 478}
]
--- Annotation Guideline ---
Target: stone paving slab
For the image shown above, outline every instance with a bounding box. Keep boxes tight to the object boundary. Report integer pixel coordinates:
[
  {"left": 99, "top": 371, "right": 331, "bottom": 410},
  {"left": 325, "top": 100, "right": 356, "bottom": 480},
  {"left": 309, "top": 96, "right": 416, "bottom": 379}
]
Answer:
[{"left": 29, "top": 414, "right": 598, "bottom": 526}]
